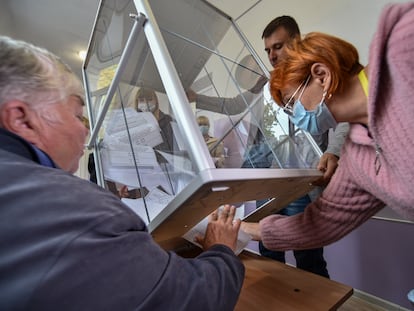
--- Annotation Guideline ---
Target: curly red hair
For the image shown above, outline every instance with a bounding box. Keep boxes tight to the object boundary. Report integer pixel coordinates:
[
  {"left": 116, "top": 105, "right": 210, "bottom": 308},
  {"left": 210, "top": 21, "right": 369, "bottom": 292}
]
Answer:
[{"left": 270, "top": 32, "right": 363, "bottom": 105}]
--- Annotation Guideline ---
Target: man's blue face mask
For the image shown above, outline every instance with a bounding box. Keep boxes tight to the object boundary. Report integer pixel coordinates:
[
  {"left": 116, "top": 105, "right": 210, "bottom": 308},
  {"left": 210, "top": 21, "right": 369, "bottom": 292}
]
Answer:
[{"left": 282, "top": 76, "right": 337, "bottom": 135}]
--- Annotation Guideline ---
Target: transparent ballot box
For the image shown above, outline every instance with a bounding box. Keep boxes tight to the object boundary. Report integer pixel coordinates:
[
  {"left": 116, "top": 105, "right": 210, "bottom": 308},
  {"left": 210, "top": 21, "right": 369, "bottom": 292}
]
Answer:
[{"left": 83, "top": 0, "right": 323, "bottom": 250}]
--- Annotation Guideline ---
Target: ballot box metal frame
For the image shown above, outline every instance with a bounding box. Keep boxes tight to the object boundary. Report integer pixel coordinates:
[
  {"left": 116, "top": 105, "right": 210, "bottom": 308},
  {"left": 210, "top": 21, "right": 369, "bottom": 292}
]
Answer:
[{"left": 82, "top": 0, "right": 323, "bottom": 250}]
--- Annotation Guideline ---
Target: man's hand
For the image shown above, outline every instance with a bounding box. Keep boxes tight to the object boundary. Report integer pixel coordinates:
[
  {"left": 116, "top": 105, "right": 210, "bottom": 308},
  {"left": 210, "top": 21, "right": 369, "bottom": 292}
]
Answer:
[
  {"left": 195, "top": 205, "right": 241, "bottom": 252},
  {"left": 240, "top": 221, "right": 261, "bottom": 241},
  {"left": 186, "top": 89, "right": 197, "bottom": 102},
  {"left": 315, "top": 152, "right": 339, "bottom": 186}
]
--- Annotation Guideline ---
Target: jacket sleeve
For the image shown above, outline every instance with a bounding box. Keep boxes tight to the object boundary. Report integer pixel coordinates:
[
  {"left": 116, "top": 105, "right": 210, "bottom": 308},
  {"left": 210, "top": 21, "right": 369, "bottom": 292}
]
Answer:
[
  {"left": 195, "top": 76, "right": 267, "bottom": 116},
  {"left": 195, "top": 92, "right": 254, "bottom": 115},
  {"left": 29, "top": 181, "right": 244, "bottom": 311},
  {"left": 139, "top": 244, "right": 245, "bottom": 311}
]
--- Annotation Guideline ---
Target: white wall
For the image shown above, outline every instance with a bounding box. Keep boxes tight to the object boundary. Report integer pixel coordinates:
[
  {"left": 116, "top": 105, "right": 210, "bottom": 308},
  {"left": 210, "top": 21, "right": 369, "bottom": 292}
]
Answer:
[
  {"left": 212, "top": 0, "right": 410, "bottom": 67},
  {"left": 0, "top": 1, "right": 14, "bottom": 37}
]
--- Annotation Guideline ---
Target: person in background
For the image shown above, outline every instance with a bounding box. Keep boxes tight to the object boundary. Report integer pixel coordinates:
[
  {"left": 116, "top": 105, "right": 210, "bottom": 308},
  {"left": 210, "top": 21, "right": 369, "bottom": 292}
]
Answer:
[
  {"left": 0, "top": 35, "right": 244, "bottom": 311},
  {"left": 197, "top": 115, "right": 225, "bottom": 168},
  {"left": 241, "top": 3, "right": 414, "bottom": 253},
  {"left": 118, "top": 87, "right": 178, "bottom": 198},
  {"left": 189, "top": 15, "right": 349, "bottom": 278},
  {"left": 135, "top": 87, "right": 177, "bottom": 153},
  {"left": 91, "top": 87, "right": 178, "bottom": 197}
]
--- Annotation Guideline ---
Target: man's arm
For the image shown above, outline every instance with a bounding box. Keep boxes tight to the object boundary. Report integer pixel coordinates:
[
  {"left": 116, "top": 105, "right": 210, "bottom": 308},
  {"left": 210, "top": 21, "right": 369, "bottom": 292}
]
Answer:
[
  {"left": 325, "top": 122, "right": 350, "bottom": 157},
  {"left": 188, "top": 76, "right": 268, "bottom": 116},
  {"left": 317, "top": 122, "right": 350, "bottom": 183},
  {"left": 28, "top": 179, "right": 244, "bottom": 311}
]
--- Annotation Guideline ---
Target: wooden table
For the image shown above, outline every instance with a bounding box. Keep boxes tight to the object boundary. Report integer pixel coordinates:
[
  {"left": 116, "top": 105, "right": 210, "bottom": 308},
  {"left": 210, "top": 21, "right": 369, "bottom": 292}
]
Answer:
[{"left": 235, "top": 251, "right": 353, "bottom": 311}]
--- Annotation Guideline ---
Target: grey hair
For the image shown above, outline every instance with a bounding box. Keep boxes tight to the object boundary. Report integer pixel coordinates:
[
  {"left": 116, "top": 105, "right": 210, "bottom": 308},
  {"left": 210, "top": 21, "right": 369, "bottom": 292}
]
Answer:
[{"left": 0, "top": 36, "right": 84, "bottom": 109}]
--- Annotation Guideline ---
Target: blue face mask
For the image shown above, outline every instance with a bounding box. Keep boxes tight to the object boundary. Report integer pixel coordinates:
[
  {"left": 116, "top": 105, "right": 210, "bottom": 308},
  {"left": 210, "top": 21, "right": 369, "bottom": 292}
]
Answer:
[
  {"left": 289, "top": 98, "right": 337, "bottom": 135},
  {"left": 199, "top": 125, "right": 209, "bottom": 135},
  {"left": 283, "top": 76, "right": 337, "bottom": 135}
]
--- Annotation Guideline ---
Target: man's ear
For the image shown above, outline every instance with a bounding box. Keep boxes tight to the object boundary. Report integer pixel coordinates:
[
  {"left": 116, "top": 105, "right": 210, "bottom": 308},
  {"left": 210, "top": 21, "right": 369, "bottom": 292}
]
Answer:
[
  {"left": 310, "top": 63, "right": 331, "bottom": 90},
  {"left": 0, "top": 100, "right": 41, "bottom": 143}
]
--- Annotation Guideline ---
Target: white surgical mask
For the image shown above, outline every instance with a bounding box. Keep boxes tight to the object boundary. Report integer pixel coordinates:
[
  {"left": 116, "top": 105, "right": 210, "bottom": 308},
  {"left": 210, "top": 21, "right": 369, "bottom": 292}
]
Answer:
[
  {"left": 199, "top": 125, "right": 209, "bottom": 135},
  {"left": 137, "top": 100, "right": 156, "bottom": 113}
]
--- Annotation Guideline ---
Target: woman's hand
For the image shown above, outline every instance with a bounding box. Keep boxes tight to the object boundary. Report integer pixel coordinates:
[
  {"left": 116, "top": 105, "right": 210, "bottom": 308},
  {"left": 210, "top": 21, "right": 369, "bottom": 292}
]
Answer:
[
  {"left": 240, "top": 221, "right": 261, "bottom": 241},
  {"left": 315, "top": 152, "right": 339, "bottom": 186}
]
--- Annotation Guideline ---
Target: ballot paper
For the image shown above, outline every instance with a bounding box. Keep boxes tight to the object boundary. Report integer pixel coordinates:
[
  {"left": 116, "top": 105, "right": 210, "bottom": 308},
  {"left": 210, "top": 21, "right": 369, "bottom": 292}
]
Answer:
[
  {"left": 145, "top": 187, "right": 174, "bottom": 206},
  {"left": 156, "top": 150, "right": 194, "bottom": 175},
  {"left": 102, "top": 165, "right": 174, "bottom": 194},
  {"left": 104, "top": 108, "right": 163, "bottom": 147},
  {"left": 121, "top": 187, "right": 173, "bottom": 225},
  {"left": 104, "top": 144, "right": 158, "bottom": 168},
  {"left": 122, "top": 197, "right": 163, "bottom": 225},
  {"left": 182, "top": 205, "right": 251, "bottom": 255}
]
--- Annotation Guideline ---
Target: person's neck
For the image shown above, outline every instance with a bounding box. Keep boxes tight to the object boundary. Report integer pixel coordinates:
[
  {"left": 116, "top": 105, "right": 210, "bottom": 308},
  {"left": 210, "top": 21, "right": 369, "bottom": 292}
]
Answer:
[{"left": 330, "top": 74, "right": 368, "bottom": 126}]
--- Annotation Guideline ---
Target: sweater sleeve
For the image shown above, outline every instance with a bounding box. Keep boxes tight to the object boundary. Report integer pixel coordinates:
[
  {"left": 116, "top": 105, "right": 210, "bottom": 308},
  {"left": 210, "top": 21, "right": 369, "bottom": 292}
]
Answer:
[
  {"left": 259, "top": 158, "right": 385, "bottom": 251},
  {"left": 139, "top": 244, "right": 245, "bottom": 311}
]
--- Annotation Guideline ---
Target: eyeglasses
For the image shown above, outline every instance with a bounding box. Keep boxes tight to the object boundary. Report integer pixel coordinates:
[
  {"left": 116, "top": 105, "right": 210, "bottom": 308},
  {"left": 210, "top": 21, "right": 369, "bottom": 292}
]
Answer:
[{"left": 282, "top": 75, "right": 311, "bottom": 116}]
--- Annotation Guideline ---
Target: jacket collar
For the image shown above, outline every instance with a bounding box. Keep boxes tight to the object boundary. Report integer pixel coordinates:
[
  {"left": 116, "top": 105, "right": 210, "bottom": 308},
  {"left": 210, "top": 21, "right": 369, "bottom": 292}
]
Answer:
[{"left": 0, "top": 128, "right": 56, "bottom": 168}]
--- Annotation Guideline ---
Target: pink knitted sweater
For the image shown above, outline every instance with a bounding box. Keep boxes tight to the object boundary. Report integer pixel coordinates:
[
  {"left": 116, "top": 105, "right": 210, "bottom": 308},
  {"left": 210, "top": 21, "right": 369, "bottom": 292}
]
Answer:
[{"left": 260, "top": 2, "right": 414, "bottom": 251}]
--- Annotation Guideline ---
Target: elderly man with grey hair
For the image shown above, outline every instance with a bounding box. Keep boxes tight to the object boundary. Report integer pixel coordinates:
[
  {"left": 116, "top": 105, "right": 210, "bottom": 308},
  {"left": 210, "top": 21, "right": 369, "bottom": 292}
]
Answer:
[{"left": 0, "top": 36, "right": 244, "bottom": 311}]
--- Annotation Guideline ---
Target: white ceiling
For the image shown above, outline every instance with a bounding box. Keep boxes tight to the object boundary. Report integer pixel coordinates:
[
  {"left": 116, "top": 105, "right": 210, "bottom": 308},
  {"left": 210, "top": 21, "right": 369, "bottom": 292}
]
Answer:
[
  {"left": 2, "top": 0, "right": 100, "bottom": 77},
  {"left": 1, "top": 0, "right": 258, "bottom": 78},
  {"left": 2, "top": 0, "right": 408, "bottom": 79}
]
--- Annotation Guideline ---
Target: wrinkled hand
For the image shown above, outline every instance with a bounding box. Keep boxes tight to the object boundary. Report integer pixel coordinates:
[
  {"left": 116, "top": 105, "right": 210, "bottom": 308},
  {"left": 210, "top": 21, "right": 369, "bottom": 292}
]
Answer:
[
  {"left": 195, "top": 204, "right": 241, "bottom": 252},
  {"left": 240, "top": 221, "right": 261, "bottom": 241},
  {"left": 315, "top": 152, "right": 339, "bottom": 186}
]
